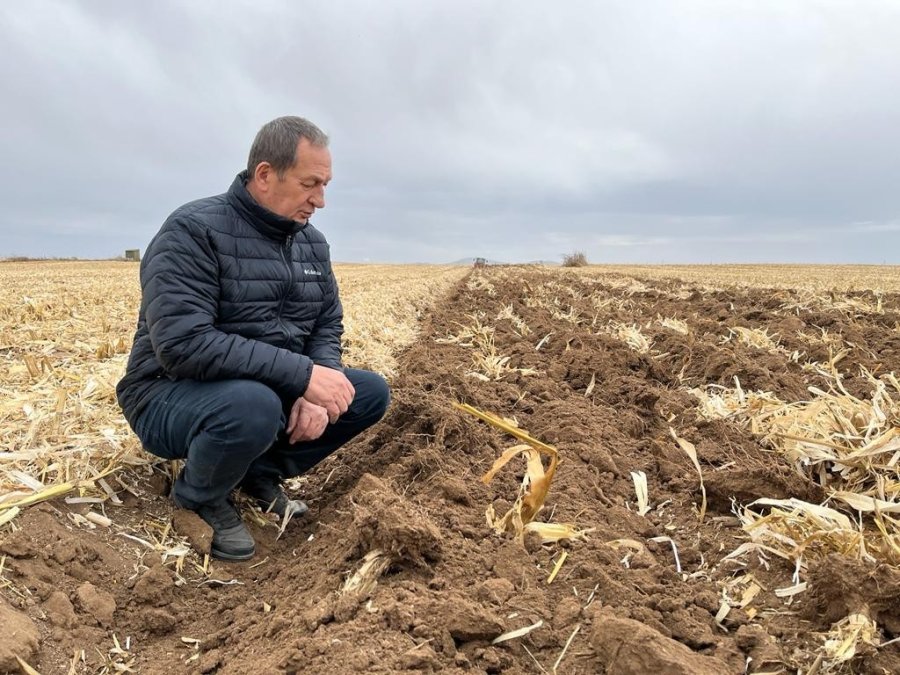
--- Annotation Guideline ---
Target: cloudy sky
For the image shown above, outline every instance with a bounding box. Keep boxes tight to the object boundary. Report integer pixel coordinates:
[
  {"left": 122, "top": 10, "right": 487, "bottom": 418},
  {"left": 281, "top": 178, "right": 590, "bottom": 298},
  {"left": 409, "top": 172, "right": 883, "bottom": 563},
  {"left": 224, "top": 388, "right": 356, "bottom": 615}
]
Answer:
[{"left": 1, "top": 1, "right": 898, "bottom": 263}]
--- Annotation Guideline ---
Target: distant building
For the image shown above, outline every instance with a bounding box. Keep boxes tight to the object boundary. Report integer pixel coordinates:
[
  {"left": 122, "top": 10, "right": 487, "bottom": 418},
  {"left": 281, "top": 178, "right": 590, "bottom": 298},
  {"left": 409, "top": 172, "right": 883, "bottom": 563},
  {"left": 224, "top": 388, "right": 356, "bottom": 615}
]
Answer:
[{"left": 125, "top": 249, "right": 141, "bottom": 262}]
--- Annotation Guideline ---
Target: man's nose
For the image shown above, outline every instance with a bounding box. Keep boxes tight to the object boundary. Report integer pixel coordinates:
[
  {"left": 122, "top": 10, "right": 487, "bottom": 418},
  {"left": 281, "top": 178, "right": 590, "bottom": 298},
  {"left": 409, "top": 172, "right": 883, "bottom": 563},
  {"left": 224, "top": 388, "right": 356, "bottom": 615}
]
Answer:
[{"left": 310, "top": 186, "right": 325, "bottom": 209}]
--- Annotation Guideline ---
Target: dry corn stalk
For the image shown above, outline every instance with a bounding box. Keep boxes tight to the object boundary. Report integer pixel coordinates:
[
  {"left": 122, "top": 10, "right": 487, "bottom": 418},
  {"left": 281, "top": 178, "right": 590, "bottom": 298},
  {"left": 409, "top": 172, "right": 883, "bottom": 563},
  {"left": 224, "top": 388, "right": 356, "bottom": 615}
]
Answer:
[
  {"left": 657, "top": 316, "right": 690, "bottom": 335},
  {"left": 496, "top": 304, "right": 532, "bottom": 336},
  {"left": 492, "top": 620, "right": 544, "bottom": 645},
  {"left": 649, "top": 536, "right": 682, "bottom": 574},
  {"left": 736, "top": 497, "right": 868, "bottom": 567},
  {"left": 820, "top": 610, "right": 880, "bottom": 669},
  {"left": 0, "top": 463, "right": 121, "bottom": 514},
  {"left": 453, "top": 403, "right": 556, "bottom": 454},
  {"left": 341, "top": 549, "right": 392, "bottom": 597},
  {"left": 551, "top": 304, "right": 583, "bottom": 326},
  {"left": 553, "top": 624, "right": 581, "bottom": 673},
  {"left": 15, "top": 656, "right": 41, "bottom": 675},
  {"left": 724, "top": 326, "right": 782, "bottom": 351},
  {"left": 546, "top": 550, "right": 568, "bottom": 584},
  {"left": 630, "top": 471, "right": 651, "bottom": 516},
  {"left": 454, "top": 403, "right": 587, "bottom": 543},
  {"left": 669, "top": 429, "right": 707, "bottom": 523},
  {"left": 482, "top": 443, "right": 559, "bottom": 537},
  {"left": 438, "top": 315, "right": 539, "bottom": 380},
  {"left": 695, "top": 371, "right": 900, "bottom": 565},
  {"left": 690, "top": 378, "right": 782, "bottom": 421},
  {"left": 605, "top": 321, "right": 652, "bottom": 353},
  {"left": 524, "top": 521, "right": 590, "bottom": 543}
]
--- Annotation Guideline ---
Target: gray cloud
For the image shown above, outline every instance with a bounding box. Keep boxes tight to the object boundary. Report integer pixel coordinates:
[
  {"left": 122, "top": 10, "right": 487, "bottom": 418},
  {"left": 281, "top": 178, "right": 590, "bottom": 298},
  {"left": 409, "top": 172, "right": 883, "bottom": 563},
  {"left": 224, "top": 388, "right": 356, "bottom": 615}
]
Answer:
[{"left": 1, "top": 0, "right": 898, "bottom": 263}]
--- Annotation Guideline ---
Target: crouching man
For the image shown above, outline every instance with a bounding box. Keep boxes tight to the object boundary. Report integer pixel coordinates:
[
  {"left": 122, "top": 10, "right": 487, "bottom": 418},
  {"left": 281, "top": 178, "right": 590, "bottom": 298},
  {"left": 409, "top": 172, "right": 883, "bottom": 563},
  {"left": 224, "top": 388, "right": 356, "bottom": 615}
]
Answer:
[{"left": 116, "top": 116, "right": 390, "bottom": 560}]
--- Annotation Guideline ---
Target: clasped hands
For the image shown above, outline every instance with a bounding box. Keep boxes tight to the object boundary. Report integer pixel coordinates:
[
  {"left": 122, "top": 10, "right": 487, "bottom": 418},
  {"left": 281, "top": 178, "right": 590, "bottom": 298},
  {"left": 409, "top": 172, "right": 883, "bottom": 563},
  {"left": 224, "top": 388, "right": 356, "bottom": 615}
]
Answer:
[{"left": 286, "top": 365, "right": 355, "bottom": 443}]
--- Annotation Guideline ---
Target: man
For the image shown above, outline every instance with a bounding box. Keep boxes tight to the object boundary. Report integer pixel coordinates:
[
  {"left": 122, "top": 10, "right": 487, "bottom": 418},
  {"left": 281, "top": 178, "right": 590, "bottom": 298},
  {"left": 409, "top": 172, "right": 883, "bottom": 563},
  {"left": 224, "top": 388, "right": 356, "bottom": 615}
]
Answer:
[{"left": 117, "top": 116, "right": 390, "bottom": 561}]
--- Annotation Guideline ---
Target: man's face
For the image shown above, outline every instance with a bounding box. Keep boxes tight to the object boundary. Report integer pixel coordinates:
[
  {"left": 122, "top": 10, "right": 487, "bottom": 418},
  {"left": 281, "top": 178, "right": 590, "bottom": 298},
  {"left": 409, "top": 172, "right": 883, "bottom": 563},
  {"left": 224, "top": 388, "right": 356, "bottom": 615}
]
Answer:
[{"left": 252, "top": 139, "right": 332, "bottom": 223}]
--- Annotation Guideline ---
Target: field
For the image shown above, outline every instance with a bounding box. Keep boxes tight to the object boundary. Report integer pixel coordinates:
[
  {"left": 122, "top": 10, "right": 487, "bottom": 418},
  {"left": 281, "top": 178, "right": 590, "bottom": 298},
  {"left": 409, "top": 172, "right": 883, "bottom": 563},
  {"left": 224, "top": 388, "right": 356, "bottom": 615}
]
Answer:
[{"left": 1, "top": 261, "right": 900, "bottom": 674}]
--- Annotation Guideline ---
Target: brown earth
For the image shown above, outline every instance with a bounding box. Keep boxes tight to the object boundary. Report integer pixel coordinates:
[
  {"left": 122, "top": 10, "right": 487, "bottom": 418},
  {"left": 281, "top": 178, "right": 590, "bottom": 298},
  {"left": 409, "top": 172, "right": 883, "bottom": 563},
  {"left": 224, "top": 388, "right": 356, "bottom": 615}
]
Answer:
[{"left": 2, "top": 268, "right": 899, "bottom": 674}]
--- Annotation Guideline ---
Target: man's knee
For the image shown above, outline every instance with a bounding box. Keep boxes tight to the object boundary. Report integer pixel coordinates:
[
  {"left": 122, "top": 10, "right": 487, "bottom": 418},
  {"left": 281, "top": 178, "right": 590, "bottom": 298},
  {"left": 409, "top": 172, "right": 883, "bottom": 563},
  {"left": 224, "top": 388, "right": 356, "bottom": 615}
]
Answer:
[
  {"left": 347, "top": 369, "right": 390, "bottom": 424},
  {"left": 208, "top": 380, "right": 283, "bottom": 450}
]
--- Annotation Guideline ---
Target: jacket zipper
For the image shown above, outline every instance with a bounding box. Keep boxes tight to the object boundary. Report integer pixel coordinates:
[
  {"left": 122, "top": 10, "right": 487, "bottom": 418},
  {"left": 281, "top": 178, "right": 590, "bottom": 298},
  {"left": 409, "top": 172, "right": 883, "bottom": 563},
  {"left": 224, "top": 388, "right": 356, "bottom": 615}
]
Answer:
[{"left": 277, "top": 234, "right": 295, "bottom": 345}]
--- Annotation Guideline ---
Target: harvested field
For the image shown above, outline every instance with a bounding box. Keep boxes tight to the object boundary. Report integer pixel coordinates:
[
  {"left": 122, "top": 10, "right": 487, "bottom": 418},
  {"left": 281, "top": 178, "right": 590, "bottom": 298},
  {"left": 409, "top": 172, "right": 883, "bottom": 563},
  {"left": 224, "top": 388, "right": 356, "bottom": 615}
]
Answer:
[
  {"left": 594, "top": 264, "right": 900, "bottom": 293},
  {"left": 2, "top": 262, "right": 900, "bottom": 674}
]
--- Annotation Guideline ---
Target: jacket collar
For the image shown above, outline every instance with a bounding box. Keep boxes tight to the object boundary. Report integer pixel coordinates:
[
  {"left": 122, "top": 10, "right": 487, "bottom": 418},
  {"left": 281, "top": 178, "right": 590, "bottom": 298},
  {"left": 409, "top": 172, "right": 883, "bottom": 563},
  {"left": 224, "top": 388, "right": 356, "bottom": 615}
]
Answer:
[{"left": 227, "top": 171, "right": 305, "bottom": 240}]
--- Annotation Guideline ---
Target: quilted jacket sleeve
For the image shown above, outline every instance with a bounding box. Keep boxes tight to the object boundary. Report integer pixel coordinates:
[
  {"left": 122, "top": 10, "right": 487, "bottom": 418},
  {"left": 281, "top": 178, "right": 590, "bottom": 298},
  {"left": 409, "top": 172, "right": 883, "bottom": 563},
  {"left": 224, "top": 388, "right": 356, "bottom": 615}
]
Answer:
[
  {"left": 302, "top": 272, "right": 344, "bottom": 370},
  {"left": 143, "top": 216, "right": 314, "bottom": 400}
]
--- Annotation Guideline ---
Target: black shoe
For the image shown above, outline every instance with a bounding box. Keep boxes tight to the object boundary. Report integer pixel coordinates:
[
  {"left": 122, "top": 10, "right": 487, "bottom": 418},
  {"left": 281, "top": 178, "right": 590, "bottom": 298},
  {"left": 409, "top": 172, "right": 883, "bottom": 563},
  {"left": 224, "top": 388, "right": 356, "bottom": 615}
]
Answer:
[
  {"left": 241, "top": 478, "right": 309, "bottom": 521},
  {"left": 177, "top": 498, "right": 256, "bottom": 561}
]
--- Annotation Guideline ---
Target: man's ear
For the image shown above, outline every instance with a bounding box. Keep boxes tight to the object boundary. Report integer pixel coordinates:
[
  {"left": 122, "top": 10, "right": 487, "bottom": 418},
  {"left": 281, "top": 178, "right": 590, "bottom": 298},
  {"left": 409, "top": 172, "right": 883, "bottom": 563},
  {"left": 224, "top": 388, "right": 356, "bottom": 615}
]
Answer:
[{"left": 253, "top": 162, "right": 273, "bottom": 190}]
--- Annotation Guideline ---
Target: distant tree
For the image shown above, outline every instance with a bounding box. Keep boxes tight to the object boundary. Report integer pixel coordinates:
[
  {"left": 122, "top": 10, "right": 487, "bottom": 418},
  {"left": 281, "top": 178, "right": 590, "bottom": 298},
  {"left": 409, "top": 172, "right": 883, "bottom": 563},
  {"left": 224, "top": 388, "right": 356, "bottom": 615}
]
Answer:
[{"left": 561, "top": 251, "right": 588, "bottom": 267}]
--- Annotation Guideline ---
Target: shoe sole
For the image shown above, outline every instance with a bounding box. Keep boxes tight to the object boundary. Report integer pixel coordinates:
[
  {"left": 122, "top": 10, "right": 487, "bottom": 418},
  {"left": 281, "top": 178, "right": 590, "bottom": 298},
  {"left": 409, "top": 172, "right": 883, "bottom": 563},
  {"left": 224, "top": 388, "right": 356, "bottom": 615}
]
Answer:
[{"left": 210, "top": 546, "right": 256, "bottom": 562}]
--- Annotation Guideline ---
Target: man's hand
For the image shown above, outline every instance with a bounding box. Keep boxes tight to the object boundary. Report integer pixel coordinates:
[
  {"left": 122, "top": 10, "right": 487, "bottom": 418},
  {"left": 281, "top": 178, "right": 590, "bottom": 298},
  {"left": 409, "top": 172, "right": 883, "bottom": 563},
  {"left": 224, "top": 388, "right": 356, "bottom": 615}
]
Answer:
[
  {"left": 304, "top": 365, "right": 355, "bottom": 423},
  {"left": 286, "top": 397, "right": 329, "bottom": 444}
]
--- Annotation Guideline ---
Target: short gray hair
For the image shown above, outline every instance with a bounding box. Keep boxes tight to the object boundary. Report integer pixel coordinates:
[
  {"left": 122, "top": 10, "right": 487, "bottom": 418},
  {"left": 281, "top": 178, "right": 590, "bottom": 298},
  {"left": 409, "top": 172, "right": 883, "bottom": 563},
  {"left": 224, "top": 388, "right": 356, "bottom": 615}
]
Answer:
[{"left": 247, "top": 116, "right": 329, "bottom": 178}]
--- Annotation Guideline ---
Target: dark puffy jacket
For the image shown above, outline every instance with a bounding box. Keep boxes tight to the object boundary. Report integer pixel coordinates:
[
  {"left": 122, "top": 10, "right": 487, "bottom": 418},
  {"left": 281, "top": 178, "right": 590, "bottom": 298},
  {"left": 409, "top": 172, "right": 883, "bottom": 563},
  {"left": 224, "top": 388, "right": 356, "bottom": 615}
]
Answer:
[{"left": 116, "top": 171, "right": 343, "bottom": 423}]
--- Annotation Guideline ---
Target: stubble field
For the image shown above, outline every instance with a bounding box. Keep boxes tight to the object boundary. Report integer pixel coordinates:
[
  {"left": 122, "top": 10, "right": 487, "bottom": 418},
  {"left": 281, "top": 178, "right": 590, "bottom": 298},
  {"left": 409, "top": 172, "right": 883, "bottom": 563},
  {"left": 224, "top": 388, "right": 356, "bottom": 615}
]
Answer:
[{"left": 1, "top": 261, "right": 900, "bottom": 674}]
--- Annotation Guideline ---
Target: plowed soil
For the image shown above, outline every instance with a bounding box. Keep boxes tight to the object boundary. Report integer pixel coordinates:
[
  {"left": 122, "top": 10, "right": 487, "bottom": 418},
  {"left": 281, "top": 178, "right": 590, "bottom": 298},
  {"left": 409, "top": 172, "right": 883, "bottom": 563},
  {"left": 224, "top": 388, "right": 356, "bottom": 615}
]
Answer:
[{"left": 2, "top": 267, "right": 900, "bottom": 674}]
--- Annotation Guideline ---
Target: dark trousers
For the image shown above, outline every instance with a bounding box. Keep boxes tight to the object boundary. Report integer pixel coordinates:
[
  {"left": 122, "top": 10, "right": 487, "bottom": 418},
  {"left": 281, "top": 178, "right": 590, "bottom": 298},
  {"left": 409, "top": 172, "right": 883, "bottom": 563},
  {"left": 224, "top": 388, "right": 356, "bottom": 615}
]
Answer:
[{"left": 130, "top": 368, "right": 390, "bottom": 509}]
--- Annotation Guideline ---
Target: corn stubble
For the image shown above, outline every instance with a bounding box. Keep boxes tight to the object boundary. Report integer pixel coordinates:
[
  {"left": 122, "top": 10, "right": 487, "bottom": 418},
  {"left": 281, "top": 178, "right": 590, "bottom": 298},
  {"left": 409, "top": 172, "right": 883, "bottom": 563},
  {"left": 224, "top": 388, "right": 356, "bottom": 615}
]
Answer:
[
  {"left": 454, "top": 403, "right": 588, "bottom": 544},
  {"left": 695, "top": 368, "right": 900, "bottom": 667},
  {"left": 693, "top": 370, "right": 900, "bottom": 566}
]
